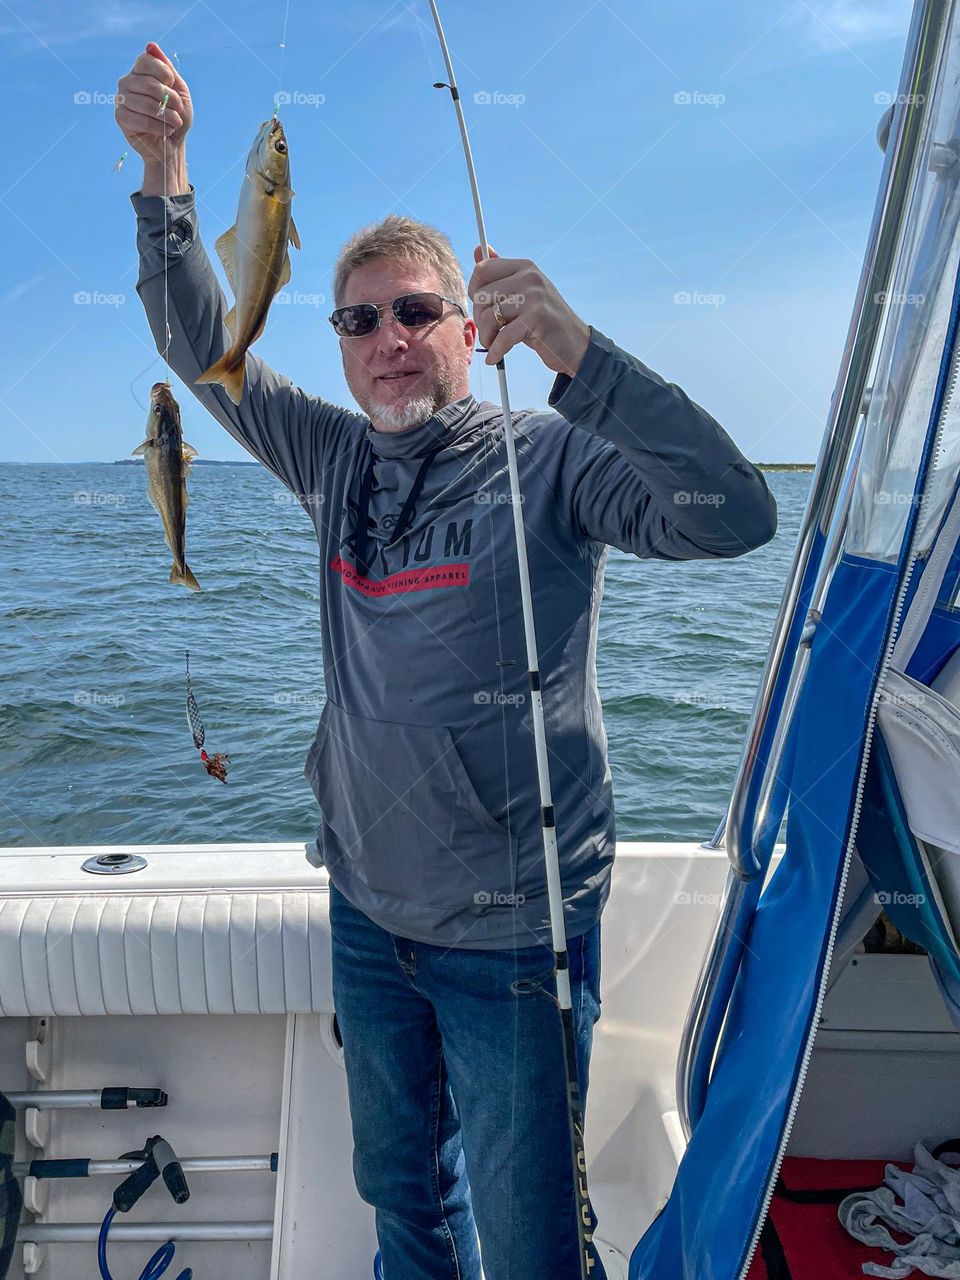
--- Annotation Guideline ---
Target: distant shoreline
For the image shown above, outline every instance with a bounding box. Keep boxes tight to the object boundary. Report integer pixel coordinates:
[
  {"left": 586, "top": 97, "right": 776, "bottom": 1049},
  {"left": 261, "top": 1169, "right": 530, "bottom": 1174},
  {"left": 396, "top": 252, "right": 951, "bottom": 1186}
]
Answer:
[
  {"left": 2, "top": 459, "right": 818, "bottom": 470},
  {"left": 111, "top": 457, "right": 258, "bottom": 466}
]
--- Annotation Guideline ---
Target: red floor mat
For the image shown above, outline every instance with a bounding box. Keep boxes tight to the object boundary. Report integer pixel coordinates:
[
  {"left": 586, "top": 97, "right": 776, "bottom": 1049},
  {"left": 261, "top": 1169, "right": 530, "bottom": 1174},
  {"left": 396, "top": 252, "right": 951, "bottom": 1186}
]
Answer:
[{"left": 746, "top": 1156, "right": 912, "bottom": 1280}]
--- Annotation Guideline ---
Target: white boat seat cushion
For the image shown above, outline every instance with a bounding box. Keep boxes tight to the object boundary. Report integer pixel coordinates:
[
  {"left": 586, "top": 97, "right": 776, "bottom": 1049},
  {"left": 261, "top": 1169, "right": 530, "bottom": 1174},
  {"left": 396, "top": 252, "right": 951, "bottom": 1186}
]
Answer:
[{"left": 0, "top": 892, "right": 333, "bottom": 1016}]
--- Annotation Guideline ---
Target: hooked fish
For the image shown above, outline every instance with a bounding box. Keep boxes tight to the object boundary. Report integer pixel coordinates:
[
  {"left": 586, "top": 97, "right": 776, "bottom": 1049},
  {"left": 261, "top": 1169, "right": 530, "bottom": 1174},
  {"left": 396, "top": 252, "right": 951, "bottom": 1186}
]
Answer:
[
  {"left": 133, "top": 382, "right": 201, "bottom": 591},
  {"left": 196, "top": 116, "right": 300, "bottom": 404}
]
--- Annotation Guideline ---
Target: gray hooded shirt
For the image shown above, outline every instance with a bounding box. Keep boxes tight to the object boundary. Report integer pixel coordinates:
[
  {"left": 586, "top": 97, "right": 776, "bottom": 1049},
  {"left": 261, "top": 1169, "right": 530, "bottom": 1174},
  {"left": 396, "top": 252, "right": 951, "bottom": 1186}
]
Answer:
[{"left": 132, "top": 185, "right": 776, "bottom": 951}]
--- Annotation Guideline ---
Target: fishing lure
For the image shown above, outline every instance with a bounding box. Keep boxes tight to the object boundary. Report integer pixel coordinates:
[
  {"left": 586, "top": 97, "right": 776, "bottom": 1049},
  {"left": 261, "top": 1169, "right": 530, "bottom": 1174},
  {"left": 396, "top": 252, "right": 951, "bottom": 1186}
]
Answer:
[
  {"left": 185, "top": 651, "right": 229, "bottom": 783},
  {"left": 113, "top": 151, "right": 128, "bottom": 173}
]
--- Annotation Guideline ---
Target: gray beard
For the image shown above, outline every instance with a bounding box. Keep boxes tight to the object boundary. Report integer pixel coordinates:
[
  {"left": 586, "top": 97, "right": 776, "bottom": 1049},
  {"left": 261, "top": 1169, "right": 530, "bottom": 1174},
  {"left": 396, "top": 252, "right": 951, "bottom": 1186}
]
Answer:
[
  {"left": 371, "top": 392, "right": 438, "bottom": 430},
  {"left": 361, "top": 364, "right": 460, "bottom": 432}
]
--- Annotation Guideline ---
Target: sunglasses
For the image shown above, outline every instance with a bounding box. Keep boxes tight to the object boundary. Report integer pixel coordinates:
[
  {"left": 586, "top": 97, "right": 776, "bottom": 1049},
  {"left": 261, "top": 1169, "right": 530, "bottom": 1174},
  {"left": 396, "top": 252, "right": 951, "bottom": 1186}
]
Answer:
[{"left": 329, "top": 291, "right": 466, "bottom": 339}]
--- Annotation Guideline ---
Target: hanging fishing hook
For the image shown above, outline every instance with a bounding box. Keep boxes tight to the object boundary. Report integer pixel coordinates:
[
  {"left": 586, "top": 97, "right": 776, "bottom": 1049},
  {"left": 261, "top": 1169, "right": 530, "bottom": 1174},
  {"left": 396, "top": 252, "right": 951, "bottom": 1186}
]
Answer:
[{"left": 185, "top": 651, "right": 230, "bottom": 783}]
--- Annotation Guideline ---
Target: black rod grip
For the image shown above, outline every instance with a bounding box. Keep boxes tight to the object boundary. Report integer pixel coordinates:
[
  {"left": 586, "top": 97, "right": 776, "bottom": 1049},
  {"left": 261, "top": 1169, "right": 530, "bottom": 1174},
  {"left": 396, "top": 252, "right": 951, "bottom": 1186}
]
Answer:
[{"left": 28, "top": 1159, "right": 90, "bottom": 1180}]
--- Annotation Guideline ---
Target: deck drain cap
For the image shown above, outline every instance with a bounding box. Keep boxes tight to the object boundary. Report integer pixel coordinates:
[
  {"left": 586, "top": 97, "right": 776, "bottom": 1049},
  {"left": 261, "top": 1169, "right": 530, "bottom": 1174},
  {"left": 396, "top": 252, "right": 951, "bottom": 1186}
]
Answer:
[{"left": 81, "top": 853, "right": 148, "bottom": 876}]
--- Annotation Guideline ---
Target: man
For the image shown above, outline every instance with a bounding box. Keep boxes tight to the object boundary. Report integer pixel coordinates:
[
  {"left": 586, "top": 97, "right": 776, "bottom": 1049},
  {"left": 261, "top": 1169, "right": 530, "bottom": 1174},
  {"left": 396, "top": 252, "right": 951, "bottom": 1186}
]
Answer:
[{"left": 118, "top": 41, "right": 776, "bottom": 1280}]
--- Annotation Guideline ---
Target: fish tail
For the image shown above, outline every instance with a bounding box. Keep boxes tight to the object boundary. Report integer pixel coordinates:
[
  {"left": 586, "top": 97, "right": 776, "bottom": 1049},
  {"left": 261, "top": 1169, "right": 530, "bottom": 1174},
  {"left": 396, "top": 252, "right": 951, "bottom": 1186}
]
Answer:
[
  {"left": 196, "top": 350, "right": 246, "bottom": 405},
  {"left": 171, "top": 560, "right": 202, "bottom": 592}
]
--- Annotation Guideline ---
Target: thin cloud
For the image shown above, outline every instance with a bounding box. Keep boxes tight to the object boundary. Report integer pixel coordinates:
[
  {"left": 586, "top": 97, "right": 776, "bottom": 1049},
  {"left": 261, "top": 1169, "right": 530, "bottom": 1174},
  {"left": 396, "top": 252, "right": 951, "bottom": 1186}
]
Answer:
[
  {"left": 0, "top": 273, "right": 48, "bottom": 308},
  {"left": 795, "top": 0, "right": 911, "bottom": 50},
  {"left": 1, "top": 1, "right": 168, "bottom": 52}
]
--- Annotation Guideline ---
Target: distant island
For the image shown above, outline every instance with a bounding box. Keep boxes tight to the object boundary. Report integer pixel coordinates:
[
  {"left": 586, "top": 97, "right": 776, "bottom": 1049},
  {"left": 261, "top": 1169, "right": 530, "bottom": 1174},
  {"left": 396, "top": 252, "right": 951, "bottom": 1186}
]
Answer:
[
  {"left": 113, "top": 457, "right": 258, "bottom": 466},
  {"left": 113, "top": 458, "right": 814, "bottom": 470},
  {"left": 1, "top": 458, "right": 816, "bottom": 470}
]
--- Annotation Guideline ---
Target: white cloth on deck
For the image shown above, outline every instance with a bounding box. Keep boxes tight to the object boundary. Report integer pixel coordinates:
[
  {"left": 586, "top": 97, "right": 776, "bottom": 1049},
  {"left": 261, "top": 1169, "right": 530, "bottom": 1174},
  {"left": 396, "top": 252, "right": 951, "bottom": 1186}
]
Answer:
[{"left": 838, "top": 1143, "right": 960, "bottom": 1277}]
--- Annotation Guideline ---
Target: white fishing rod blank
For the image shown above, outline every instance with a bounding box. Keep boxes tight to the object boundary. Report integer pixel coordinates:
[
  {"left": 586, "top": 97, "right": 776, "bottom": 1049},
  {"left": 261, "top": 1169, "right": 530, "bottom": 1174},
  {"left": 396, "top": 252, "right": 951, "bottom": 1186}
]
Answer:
[{"left": 425, "top": 3, "right": 598, "bottom": 1274}]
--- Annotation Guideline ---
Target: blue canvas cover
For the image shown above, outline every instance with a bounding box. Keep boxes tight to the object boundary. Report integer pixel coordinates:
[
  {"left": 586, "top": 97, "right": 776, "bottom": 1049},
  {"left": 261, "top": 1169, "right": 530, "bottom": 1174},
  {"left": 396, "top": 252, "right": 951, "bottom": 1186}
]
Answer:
[
  {"left": 632, "top": 167, "right": 960, "bottom": 1280},
  {"left": 629, "top": 554, "right": 904, "bottom": 1280}
]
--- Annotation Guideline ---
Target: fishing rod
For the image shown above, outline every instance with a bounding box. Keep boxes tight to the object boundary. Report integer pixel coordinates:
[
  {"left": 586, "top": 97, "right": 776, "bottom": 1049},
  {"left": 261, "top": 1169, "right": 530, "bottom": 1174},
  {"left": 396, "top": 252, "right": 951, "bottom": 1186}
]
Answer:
[{"left": 425, "top": 4, "right": 598, "bottom": 1275}]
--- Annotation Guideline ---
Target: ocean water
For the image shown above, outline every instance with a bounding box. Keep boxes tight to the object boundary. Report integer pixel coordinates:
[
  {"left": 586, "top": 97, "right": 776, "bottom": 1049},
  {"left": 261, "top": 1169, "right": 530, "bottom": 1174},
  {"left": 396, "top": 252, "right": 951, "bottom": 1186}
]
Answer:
[{"left": 1, "top": 463, "right": 808, "bottom": 849}]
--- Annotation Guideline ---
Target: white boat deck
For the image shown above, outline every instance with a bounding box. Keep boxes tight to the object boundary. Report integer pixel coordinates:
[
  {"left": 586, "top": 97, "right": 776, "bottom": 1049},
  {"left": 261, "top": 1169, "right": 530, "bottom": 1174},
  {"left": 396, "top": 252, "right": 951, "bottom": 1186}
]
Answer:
[
  {"left": 1, "top": 840, "right": 957, "bottom": 1277},
  {"left": 0, "top": 840, "right": 731, "bottom": 1279}
]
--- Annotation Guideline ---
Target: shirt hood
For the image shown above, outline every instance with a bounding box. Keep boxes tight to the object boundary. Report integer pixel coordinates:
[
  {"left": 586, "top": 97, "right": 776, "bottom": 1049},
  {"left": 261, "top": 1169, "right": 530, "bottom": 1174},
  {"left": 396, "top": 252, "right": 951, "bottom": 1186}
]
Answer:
[{"left": 365, "top": 393, "right": 505, "bottom": 460}]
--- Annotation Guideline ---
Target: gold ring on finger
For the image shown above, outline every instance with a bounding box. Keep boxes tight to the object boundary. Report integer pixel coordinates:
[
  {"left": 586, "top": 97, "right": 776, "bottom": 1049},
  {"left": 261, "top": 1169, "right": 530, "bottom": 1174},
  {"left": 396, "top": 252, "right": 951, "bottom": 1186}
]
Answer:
[{"left": 493, "top": 299, "right": 507, "bottom": 329}]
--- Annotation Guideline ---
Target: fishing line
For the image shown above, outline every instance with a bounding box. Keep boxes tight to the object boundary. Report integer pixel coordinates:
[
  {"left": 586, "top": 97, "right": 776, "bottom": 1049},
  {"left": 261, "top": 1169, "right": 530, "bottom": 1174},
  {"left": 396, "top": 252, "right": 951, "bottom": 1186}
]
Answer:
[
  {"left": 158, "top": 89, "right": 173, "bottom": 383},
  {"left": 275, "top": 0, "right": 292, "bottom": 113},
  {"left": 122, "top": 74, "right": 176, "bottom": 408},
  {"left": 407, "top": 0, "right": 439, "bottom": 86},
  {"left": 425, "top": 3, "right": 599, "bottom": 1275}
]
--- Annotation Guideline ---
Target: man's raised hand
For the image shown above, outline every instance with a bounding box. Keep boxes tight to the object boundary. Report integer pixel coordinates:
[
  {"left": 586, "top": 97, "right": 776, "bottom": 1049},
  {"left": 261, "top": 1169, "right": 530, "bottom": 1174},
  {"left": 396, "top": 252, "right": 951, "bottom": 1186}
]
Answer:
[
  {"left": 468, "top": 245, "right": 590, "bottom": 378},
  {"left": 116, "top": 42, "right": 193, "bottom": 167}
]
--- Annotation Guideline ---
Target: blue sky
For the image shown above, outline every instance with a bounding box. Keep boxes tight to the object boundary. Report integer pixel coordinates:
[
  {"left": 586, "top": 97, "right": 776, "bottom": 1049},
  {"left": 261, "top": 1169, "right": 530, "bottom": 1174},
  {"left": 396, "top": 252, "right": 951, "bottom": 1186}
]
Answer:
[{"left": 0, "top": 0, "right": 912, "bottom": 463}]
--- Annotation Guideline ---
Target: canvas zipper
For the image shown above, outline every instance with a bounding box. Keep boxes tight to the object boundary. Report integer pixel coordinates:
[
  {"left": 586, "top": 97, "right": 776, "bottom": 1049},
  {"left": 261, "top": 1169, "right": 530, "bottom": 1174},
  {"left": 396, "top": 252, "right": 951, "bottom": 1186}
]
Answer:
[{"left": 736, "top": 337, "right": 960, "bottom": 1280}]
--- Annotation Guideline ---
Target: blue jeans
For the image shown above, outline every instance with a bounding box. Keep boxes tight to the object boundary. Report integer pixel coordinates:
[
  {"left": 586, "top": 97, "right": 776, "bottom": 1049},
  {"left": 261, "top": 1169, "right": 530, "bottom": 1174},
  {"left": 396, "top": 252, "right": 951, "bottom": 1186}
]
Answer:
[{"left": 329, "top": 883, "right": 607, "bottom": 1280}]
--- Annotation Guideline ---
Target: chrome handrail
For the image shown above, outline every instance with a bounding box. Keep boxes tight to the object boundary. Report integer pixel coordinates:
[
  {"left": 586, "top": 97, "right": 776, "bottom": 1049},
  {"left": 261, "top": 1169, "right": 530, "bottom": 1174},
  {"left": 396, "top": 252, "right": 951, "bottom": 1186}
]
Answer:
[
  {"left": 721, "top": 0, "right": 942, "bottom": 879},
  {"left": 676, "top": 0, "right": 952, "bottom": 1140}
]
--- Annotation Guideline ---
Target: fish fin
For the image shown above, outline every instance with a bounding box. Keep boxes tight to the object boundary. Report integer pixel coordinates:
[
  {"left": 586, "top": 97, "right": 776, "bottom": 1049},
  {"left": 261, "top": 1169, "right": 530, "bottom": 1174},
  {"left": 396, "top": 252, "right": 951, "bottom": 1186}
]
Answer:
[
  {"left": 276, "top": 251, "right": 292, "bottom": 294},
  {"left": 289, "top": 217, "right": 301, "bottom": 251},
  {"left": 214, "top": 225, "right": 239, "bottom": 293},
  {"left": 182, "top": 441, "right": 200, "bottom": 460},
  {"left": 196, "top": 351, "right": 246, "bottom": 405},
  {"left": 170, "top": 560, "right": 201, "bottom": 592},
  {"left": 223, "top": 306, "right": 236, "bottom": 342},
  {"left": 272, "top": 183, "right": 294, "bottom": 205},
  {"left": 131, "top": 439, "right": 153, "bottom": 456}
]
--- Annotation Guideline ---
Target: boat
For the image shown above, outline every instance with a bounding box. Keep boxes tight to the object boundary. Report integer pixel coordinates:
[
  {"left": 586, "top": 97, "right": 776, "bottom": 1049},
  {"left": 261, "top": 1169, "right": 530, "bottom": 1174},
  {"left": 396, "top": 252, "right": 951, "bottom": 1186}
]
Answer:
[{"left": 6, "top": 0, "right": 960, "bottom": 1276}]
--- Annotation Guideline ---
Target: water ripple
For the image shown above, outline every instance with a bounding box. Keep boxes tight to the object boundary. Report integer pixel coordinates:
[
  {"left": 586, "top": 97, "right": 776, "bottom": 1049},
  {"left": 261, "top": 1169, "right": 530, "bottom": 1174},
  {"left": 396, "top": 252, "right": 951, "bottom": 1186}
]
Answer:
[{"left": 1, "top": 464, "right": 807, "bottom": 847}]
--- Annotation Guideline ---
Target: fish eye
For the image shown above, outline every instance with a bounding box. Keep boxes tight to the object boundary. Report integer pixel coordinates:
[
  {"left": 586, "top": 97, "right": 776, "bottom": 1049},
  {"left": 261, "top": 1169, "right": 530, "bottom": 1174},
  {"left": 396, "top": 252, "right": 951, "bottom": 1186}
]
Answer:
[
  {"left": 153, "top": 405, "right": 162, "bottom": 414},
  {"left": 274, "top": 139, "right": 286, "bottom": 153}
]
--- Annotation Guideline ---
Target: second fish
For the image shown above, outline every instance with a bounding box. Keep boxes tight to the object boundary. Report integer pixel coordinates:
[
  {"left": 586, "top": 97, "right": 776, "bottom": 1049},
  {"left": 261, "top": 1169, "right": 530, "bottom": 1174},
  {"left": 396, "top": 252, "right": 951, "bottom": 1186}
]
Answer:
[{"left": 197, "top": 116, "right": 300, "bottom": 404}]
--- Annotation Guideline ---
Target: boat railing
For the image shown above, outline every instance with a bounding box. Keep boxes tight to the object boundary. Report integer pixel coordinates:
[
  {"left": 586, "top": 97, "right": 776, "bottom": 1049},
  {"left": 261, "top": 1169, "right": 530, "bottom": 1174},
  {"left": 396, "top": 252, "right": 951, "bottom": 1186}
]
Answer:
[{"left": 676, "top": 0, "right": 953, "bottom": 1140}]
